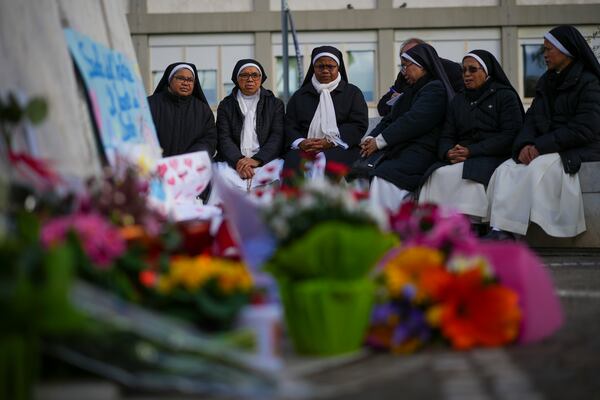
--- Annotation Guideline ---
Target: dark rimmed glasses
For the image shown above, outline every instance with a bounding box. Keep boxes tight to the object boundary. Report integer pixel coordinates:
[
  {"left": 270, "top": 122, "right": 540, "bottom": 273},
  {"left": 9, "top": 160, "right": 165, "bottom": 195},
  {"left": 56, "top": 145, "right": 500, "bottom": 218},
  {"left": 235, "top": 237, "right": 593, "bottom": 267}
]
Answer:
[{"left": 238, "top": 72, "right": 261, "bottom": 81}]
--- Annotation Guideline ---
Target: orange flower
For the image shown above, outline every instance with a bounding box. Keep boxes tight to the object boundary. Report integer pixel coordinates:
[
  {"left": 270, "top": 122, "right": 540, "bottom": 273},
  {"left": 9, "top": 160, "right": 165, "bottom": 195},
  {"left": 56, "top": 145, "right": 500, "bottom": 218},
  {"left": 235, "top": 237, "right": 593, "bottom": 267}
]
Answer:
[
  {"left": 384, "top": 247, "right": 444, "bottom": 300},
  {"left": 431, "top": 270, "right": 521, "bottom": 349}
]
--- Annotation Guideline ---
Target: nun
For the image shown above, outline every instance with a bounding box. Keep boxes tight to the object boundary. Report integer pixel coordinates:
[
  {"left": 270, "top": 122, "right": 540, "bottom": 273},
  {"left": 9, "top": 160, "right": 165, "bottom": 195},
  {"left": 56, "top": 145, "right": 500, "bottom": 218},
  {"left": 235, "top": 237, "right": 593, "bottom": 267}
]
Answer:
[
  {"left": 148, "top": 62, "right": 217, "bottom": 157},
  {"left": 360, "top": 43, "right": 455, "bottom": 213},
  {"left": 377, "top": 37, "right": 464, "bottom": 117},
  {"left": 215, "top": 59, "right": 284, "bottom": 194},
  {"left": 419, "top": 50, "right": 524, "bottom": 224},
  {"left": 283, "top": 45, "right": 369, "bottom": 178},
  {"left": 486, "top": 25, "right": 600, "bottom": 240}
]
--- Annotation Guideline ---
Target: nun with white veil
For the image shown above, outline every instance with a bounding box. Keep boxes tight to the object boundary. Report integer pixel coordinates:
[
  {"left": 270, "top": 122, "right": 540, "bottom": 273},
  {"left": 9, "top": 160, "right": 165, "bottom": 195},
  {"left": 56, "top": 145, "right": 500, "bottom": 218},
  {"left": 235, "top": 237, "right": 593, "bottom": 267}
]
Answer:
[
  {"left": 360, "top": 43, "right": 455, "bottom": 214},
  {"left": 214, "top": 59, "right": 284, "bottom": 198},
  {"left": 485, "top": 25, "right": 600, "bottom": 240},
  {"left": 283, "top": 45, "right": 368, "bottom": 179},
  {"left": 419, "top": 49, "right": 524, "bottom": 224}
]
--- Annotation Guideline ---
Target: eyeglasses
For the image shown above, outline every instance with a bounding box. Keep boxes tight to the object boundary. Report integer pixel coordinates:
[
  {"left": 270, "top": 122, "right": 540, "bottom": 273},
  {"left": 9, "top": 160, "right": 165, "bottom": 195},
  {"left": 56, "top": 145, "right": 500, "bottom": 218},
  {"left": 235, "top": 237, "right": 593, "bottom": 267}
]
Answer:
[
  {"left": 314, "top": 64, "right": 338, "bottom": 71},
  {"left": 462, "top": 66, "right": 485, "bottom": 74},
  {"left": 238, "top": 72, "right": 261, "bottom": 81},
  {"left": 400, "top": 62, "right": 415, "bottom": 73},
  {"left": 173, "top": 75, "right": 194, "bottom": 83}
]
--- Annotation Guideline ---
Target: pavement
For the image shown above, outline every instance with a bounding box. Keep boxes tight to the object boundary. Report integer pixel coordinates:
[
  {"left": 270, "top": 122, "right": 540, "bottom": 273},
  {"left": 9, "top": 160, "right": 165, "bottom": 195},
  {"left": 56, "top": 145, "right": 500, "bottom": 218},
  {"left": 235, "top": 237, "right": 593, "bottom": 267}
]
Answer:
[{"left": 36, "top": 249, "right": 600, "bottom": 400}]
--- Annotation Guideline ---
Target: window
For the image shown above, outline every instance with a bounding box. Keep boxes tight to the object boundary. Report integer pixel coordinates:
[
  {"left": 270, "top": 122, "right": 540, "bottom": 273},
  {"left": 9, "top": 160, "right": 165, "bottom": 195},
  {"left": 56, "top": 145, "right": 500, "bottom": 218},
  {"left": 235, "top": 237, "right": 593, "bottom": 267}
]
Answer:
[
  {"left": 152, "top": 71, "right": 164, "bottom": 90},
  {"left": 223, "top": 82, "right": 235, "bottom": 97},
  {"left": 347, "top": 50, "right": 375, "bottom": 102},
  {"left": 276, "top": 56, "right": 300, "bottom": 98},
  {"left": 522, "top": 44, "right": 545, "bottom": 98},
  {"left": 198, "top": 69, "right": 217, "bottom": 105}
]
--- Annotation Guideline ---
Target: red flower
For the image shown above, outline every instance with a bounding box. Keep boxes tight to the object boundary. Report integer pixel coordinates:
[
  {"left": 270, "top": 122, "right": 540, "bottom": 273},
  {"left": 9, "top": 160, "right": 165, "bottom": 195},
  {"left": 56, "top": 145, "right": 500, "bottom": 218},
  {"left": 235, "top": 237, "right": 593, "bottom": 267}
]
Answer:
[
  {"left": 352, "top": 190, "right": 370, "bottom": 201},
  {"left": 422, "top": 269, "right": 521, "bottom": 349},
  {"left": 8, "top": 151, "right": 61, "bottom": 187},
  {"left": 325, "top": 161, "right": 350, "bottom": 177},
  {"left": 139, "top": 269, "right": 158, "bottom": 288},
  {"left": 299, "top": 150, "right": 317, "bottom": 161}
]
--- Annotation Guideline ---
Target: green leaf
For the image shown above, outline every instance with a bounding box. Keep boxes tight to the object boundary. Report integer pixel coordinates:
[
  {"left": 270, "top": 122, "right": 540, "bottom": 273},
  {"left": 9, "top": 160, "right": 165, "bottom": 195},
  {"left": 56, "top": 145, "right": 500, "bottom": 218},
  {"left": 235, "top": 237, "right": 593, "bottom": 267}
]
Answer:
[{"left": 25, "top": 97, "right": 48, "bottom": 125}]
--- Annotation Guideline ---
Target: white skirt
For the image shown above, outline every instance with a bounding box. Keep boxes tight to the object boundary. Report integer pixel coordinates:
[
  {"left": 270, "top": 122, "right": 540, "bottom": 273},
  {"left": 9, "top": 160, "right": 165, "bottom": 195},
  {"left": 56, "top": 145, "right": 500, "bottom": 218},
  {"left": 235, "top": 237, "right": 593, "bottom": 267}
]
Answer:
[
  {"left": 369, "top": 176, "right": 412, "bottom": 214},
  {"left": 419, "top": 162, "right": 488, "bottom": 218},
  {"left": 486, "top": 153, "right": 586, "bottom": 237},
  {"left": 211, "top": 159, "right": 284, "bottom": 205}
]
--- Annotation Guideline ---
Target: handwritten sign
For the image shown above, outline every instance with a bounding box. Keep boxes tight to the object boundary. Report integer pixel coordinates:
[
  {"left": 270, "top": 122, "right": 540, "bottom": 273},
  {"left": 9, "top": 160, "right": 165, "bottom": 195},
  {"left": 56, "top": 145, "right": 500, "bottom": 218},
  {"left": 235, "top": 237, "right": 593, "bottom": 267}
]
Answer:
[{"left": 64, "top": 28, "right": 161, "bottom": 166}]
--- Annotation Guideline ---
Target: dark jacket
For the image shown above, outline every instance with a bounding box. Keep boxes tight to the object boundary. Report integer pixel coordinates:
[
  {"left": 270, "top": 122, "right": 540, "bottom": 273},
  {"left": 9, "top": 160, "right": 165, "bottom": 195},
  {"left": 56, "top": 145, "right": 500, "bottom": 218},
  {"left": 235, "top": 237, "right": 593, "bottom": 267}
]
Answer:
[
  {"left": 377, "top": 58, "right": 463, "bottom": 116},
  {"left": 283, "top": 79, "right": 368, "bottom": 167},
  {"left": 512, "top": 61, "right": 600, "bottom": 174},
  {"left": 148, "top": 90, "right": 217, "bottom": 157},
  {"left": 369, "top": 79, "right": 448, "bottom": 191},
  {"left": 424, "top": 80, "right": 524, "bottom": 186},
  {"left": 216, "top": 88, "right": 284, "bottom": 168}
]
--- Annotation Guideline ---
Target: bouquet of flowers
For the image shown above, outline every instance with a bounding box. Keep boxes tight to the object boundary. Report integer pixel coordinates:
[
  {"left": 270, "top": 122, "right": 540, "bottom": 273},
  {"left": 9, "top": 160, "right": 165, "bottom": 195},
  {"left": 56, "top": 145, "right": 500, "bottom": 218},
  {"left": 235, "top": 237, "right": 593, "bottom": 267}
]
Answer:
[
  {"left": 262, "top": 176, "right": 397, "bottom": 355},
  {"left": 367, "top": 202, "right": 562, "bottom": 353},
  {"left": 38, "top": 164, "right": 255, "bottom": 331}
]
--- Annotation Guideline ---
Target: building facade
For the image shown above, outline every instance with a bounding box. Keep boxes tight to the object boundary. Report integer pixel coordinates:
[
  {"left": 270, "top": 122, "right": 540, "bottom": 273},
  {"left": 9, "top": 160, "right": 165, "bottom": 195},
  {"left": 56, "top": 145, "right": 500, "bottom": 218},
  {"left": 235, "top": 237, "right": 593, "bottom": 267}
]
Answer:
[{"left": 127, "top": 0, "right": 600, "bottom": 115}]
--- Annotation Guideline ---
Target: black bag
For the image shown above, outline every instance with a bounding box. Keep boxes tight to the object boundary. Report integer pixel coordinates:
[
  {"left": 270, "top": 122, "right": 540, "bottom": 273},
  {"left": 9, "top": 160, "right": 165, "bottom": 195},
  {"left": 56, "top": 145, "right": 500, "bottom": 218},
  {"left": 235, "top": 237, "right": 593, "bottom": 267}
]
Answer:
[{"left": 348, "top": 150, "right": 386, "bottom": 179}]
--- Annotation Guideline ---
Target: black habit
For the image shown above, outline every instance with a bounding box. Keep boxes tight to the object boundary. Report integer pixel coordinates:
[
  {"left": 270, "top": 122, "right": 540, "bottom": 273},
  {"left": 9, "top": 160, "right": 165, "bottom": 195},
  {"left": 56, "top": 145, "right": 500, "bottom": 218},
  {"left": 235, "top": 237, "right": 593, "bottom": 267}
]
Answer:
[
  {"left": 148, "top": 62, "right": 217, "bottom": 157},
  {"left": 368, "top": 43, "right": 454, "bottom": 192},
  {"left": 216, "top": 59, "right": 285, "bottom": 168},
  {"left": 423, "top": 50, "right": 524, "bottom": 187},
  {"left": 283, "top": 46, "right": 369, "bottom": 170},
  {"left": 512, "top": 25, "right": 600, "bottom": 174},
  {"left": 377, "top": 57, "right": 463, "bottom": 117}
]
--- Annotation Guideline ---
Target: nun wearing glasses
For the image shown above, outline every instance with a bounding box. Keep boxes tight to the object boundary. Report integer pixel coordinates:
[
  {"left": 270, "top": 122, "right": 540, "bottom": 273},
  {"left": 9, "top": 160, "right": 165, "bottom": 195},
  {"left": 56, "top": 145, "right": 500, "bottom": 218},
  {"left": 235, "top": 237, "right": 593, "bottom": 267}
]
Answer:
[
  {"left": 148, "top": 62, "right": 217, "bottom": 157},
  {"left": 215, "top": 59, "right": 284, "bottom": 194},
  {"left": 419, "top": 50, "right": 524, "bottom": 226},
  {"left": 283, "top": 45, "right": 368, "bottom": 178},
  {"left": 360, "top": 43, "right": 455, "bottom": 213},
  {"left": 485, "top": 25, "right": 600, "bottom": 240}
]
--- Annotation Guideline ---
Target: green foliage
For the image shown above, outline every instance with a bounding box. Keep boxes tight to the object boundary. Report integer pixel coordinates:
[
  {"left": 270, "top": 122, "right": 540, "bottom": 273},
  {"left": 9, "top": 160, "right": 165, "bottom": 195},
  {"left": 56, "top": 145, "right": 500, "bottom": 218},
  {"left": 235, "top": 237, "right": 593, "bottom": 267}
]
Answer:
[
  {"left": 0, "top": 212, "right": 83, "bottom": 337},
  {"left": 266, "top": 221, "right": 397, "bottom": 281}
]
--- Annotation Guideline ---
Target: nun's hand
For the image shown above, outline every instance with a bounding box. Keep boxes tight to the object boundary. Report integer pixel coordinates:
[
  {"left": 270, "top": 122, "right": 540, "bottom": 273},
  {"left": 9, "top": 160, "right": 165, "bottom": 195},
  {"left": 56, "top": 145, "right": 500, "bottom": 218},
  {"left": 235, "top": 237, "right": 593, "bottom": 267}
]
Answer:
[
  {"left": 299, "top": 139, "right": 319, "bottom": 152},
  {"left": 312, "top": 139, "right": 333, "bottom": 151},
  {"left": 360, "top": 137, "right": 378, "bottom": 157},
  {"left": 518, "top": 145, "right": 539, "bottom": 165}
]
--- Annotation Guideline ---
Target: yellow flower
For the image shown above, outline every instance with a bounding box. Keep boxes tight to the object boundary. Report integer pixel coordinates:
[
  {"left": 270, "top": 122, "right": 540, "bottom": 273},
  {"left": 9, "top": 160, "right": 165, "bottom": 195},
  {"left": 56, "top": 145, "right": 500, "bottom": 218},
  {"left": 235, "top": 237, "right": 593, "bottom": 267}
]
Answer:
[
  {"left": 384, "top": 246, "right": 444, "bottom": 300},
  {"left": 426, "top": 305, "right": 442, "bottom": 327},
  {"left": 165, "top": 255, "right": 253, "bottom": 295}
]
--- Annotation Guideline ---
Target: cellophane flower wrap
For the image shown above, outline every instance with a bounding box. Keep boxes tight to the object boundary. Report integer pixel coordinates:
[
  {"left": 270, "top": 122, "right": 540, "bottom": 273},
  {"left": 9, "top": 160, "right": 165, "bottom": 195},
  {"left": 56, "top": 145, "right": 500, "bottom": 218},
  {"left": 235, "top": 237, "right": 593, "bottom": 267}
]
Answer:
[
  {"left": 368, "top": 202, "right": 522, "bottom": 353},
  {"left": 262, "top": 177, "right": 397, "bottom": 355}
]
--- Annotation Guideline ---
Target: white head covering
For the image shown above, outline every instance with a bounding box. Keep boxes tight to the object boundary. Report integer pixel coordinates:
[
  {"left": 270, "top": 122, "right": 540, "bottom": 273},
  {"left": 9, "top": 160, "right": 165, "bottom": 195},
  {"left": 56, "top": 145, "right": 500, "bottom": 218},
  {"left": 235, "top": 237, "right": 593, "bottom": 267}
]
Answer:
[
  {"left": 312, "top": 52, "right": 340, "bottom": 66},
  {"left": 400, "top": 53, "right": 423, "bottom": 69},
  {"left": 168, "top": 64, "right": 195, "bottom": 81},
  {"left": 465, "top": 52, "right": 489, "bottom": 75},
  {"left": 236, "top": 63, "right": 262, "bottom": 79},
  {"left": 544, "top": 32, "right": 574, "bottom": 58},
  {"left": 307, "top": 74, "right": 347, "bottom": 149},
  {"left": 236, "top": 89, "right": 261, "bottom": 157}
]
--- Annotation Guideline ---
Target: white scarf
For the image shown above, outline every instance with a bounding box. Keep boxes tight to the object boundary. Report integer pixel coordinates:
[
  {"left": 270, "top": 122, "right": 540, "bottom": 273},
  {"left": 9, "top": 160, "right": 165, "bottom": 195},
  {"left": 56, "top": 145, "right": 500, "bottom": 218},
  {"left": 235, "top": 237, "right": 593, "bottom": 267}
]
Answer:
[
  {"left": 307, "top": 74, "right": 347, "bottom": 148},
  {"left": 236, "top": 89, "right": 261, "bottom": 157}
]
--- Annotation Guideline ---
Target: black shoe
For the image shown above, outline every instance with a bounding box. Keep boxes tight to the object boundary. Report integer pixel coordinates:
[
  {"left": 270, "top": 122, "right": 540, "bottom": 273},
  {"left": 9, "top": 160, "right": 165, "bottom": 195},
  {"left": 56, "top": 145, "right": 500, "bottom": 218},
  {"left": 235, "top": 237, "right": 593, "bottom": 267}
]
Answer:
[
  {"left": 471, "top": 223, "right": 489, "bottom": 238},
  {"left": 483, "top": 230, "right": 516, "bottom": 241}
]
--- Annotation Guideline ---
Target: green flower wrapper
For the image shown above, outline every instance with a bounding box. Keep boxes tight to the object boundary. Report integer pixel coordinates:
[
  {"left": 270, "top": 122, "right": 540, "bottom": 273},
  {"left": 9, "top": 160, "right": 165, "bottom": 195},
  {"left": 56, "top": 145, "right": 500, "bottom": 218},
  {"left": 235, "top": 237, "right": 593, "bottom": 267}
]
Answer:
[
  {"left": 266, "top": 221, "right": 396, "bottom": 355},
  {"left": 266, "top": 222, "right": 397, "bottom": 281},
  {"left": 278, "top": 278, "right": 375, "bottom": 355}
]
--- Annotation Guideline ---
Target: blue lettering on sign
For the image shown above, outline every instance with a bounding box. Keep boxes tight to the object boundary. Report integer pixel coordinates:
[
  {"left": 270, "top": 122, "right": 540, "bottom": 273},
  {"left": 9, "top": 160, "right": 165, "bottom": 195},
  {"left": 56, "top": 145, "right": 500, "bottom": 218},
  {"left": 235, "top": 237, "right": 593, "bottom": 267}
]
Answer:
[{"left": 64, "top": 27, "right": 160, "bottom": 166}]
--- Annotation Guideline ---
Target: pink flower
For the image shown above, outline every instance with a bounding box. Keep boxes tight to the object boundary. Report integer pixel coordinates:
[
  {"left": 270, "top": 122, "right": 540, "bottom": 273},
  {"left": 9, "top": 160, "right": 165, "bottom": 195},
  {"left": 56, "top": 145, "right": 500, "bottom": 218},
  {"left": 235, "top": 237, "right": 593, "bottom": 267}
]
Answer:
[
  {"left": 389, "top": 201, "right": 479, "bottom": 256},
  {"left": 41, "top": 213, "right": 126, "bottom": 268}
]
